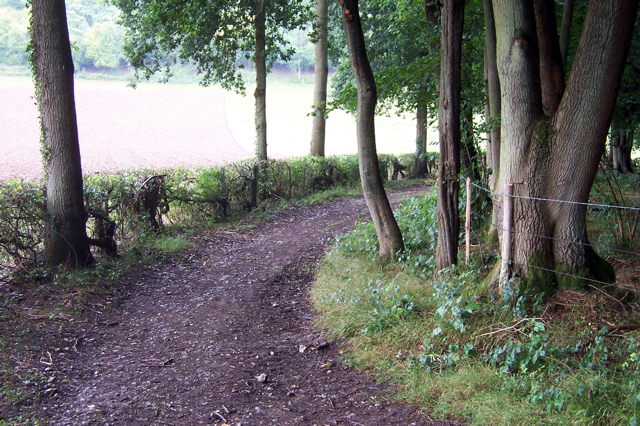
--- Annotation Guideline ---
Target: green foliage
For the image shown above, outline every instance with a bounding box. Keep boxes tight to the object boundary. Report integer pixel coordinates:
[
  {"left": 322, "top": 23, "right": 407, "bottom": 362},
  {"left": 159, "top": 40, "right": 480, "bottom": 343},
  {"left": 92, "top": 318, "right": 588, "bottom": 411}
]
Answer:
[
  {"left": 312, "top": 183, "right": 640, "bottom": 424},
  {"left": 0, "top": 6, "right": 29, "bottom": 66},
  {"left": 0, "top": 181, "right": 45, "bottom": 273},
  {"left": 151, "top": 234, "right": 192, "bottom": 254},
  {"left": 612, "top": 11, "right": 640, "bottom": 140},
  {"left": 1, "top": 0, "right": 125, "bottom": 71},
  {"left": 285, "top": 28, "right": 315, "bottom": 77},
  {"left": 591, "top": 170, "right": 640, "bottom": 248},
  {"left": 82, "top": 21, "right": 124, "bottom": 68},
  {"left": 113, "top": 0, "right": 313, "bottom": 90},
  {"left": 397, "top": 192, "right": 438, "bottom": 279},
  {"left": 1, "top": 154, "right": 419, "bottom": 277},
  {"left": 335, "top": 190, "right": 439, "bottom": 278},
  {"left": 329, "top": 0, "right": 440, "bottom": 117},
  {"left": 311, "top": 250, "right": 427, "bottom": 340}
]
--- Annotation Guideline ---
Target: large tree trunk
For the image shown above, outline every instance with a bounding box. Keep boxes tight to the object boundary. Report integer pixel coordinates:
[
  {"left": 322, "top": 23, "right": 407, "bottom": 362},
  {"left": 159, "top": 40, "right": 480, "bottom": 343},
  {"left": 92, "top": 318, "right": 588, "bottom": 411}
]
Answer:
[
  {"left": 435, "top": 0, "right": 465, "bottom": 272},
  {"left": 30, "top": 0, "right": 94, "bottom": 267},
  {"left": 340, "top": 0, "right": 404, "bottom": 262},
  {"left": 310, "top": 0, "right": 328, "bottom": 157},
  {"left": 493, "top": 0, "right": 638, "bottom": 292},
  {"left": 254, "top": 0, "right": 268, "bottom": 162},
  {"left": 414, "top": 1, "right": 441, "bottom": 179}
]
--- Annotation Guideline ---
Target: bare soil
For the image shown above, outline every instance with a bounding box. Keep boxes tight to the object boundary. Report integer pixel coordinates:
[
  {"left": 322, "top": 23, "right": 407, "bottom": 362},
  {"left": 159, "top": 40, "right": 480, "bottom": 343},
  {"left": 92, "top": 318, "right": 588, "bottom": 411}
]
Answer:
[
  {"left": 0, "top": 76, "right": 252, "bottom": 182},
  {"left": 5, "top": 186, "right": 457, "bottom": 425}
]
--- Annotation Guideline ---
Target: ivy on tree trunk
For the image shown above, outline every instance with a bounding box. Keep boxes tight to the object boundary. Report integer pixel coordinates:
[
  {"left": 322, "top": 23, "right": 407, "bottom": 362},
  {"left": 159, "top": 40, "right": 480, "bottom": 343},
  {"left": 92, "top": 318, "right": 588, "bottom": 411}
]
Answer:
[{"left": 30, "top": 0, "right": 94, "bottom": 267}]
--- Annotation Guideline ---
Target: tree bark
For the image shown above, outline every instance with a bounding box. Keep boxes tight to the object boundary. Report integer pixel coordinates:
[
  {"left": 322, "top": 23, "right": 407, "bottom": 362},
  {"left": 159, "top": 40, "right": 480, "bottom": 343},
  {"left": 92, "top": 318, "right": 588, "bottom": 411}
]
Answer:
[
  {"left": 30, "top": 0, "right": 94, "bottom": 267},
  {"left": 559, "top": 0, "right": 574, "bottom": 68},
  {"left": 254, "top": 0, "right": 268, "bottom": 162},
  {"left": 534, "top": 0, "right": 565, "bottom": 116},
  {"left": 435, "top": 0, "right": 465, "bottom": 272},
  {"left": 414, "top": 0, "right": 441, "bottom": 179},
  {"left": 340, "top": 0, "right": 404, "bottom": 262},
  {"left": 310, "top": 0, "right": 329, "bottom": 157},
  {"left": 493, "top": 0, "right": 638, "bottom": 292}
]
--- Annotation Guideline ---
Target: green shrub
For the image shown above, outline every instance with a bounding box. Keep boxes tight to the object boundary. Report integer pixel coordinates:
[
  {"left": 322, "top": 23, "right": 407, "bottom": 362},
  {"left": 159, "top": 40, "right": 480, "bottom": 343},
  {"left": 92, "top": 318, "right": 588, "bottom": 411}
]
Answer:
[
  {"left": 0, "top": 181, "right": 45, "bottom": 272},
  {"left": 1, "top": 153, "right": 419, "bottom": 277}
]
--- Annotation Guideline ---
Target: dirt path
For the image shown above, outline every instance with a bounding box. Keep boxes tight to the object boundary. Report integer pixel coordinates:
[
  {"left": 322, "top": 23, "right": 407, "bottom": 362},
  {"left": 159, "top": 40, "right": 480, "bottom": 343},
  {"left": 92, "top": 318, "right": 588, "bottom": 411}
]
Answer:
[{"left": 38, "top": 187, "right": 452, "bottom": 425}]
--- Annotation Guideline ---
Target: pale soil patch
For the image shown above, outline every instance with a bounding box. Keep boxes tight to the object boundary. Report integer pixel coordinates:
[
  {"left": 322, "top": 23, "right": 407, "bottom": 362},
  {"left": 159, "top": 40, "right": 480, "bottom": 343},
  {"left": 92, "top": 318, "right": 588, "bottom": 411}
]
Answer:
[{"left": 0, "top": 76, "right": 249, "bottom": 181}]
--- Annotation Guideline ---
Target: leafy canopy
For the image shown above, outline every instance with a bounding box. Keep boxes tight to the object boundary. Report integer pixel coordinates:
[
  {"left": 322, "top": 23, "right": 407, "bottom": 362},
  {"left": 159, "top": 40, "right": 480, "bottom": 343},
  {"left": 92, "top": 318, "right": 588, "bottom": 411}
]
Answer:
[{"left": 113, "top": 0, "right": 313, "bottom": 91}]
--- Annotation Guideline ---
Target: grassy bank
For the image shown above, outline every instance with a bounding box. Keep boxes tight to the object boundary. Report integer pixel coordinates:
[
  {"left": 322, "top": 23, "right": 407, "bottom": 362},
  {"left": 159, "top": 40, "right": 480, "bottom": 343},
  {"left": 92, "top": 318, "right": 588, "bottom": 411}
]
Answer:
[{"left": 311, "top": 183, "right": 640, "bottom": 425}]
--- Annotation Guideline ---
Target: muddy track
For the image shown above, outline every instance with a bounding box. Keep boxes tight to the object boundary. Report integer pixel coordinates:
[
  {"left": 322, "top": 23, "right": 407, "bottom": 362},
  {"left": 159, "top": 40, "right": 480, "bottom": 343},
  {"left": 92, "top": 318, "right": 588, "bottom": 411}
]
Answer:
[{"left": 38, "top": 187, "right": 454, "bottom": 425}]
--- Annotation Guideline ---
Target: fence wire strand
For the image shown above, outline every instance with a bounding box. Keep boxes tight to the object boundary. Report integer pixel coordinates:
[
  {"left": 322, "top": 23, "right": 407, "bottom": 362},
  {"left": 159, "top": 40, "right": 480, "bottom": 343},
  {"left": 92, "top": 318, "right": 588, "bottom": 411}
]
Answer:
[
  {"left": 468, "top": 182, "right": 640, "bottom": 257},
  {"left": 471, "top": 181, "right": 640, "bottom": 213},
  {"left": 466, "top": 180, "right": 639, "bottom": 291},
  {"left": 509, "top": 260, "right": 640, "bottom": 295}
]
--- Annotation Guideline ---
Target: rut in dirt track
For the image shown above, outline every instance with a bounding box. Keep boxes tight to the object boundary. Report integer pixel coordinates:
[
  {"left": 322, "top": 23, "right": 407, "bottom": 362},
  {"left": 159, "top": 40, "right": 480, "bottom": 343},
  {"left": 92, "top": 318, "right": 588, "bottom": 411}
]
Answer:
[{"left": 40, "top": 187, "right": 454, "bottom": 425}]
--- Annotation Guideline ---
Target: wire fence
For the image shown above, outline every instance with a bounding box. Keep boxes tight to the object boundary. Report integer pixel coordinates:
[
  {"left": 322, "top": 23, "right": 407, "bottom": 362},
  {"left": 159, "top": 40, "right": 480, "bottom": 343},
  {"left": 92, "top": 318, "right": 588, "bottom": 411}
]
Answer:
[{"left": 466, "top": 179, "right": 640, "bottom": 294}]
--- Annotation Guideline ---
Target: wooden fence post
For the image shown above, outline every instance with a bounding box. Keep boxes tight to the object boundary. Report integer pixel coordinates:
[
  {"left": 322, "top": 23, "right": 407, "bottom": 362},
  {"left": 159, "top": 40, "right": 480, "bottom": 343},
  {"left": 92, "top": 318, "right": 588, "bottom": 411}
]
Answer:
[
  {"left": 465, "top": 177, "right": 471, "bottom": 264},
  {"left": 499, "top": 183, "right": 513, "bottom": 294}
]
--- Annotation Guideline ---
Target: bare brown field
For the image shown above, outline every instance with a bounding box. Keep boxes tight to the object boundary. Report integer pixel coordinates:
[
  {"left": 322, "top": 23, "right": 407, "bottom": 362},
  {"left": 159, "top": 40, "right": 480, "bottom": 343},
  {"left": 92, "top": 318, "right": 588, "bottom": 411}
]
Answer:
[
  {"left": 0, "top": 76, "right": 423, "bottom": 181},
  {"left": 1, "top": 76, "right": 252, "bottom": 181}
]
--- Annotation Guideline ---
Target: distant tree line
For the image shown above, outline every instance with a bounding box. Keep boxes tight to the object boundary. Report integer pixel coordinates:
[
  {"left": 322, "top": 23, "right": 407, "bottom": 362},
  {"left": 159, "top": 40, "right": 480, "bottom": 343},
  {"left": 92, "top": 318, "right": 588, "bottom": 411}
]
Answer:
[
  {"left": 1, "top": 0, "right": 125, "bottom": 71},
  {"left": 0, "top": 0, "right": 319, "bottom": 74}
]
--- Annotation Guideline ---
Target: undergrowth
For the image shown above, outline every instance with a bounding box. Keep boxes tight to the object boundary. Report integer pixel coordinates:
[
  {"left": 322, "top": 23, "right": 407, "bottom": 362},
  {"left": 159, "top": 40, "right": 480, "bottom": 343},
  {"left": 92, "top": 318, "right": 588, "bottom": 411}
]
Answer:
[
  {"left": 312, "top": 186, "right": 640, "bottom": 425},
  {"left": 0, "top": 153, "right": 420, "bottom": 278}
]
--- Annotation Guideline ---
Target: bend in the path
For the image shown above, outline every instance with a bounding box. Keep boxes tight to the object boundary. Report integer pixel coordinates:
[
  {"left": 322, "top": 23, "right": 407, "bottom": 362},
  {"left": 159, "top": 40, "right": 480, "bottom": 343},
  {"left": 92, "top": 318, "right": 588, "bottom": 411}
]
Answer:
[{"left": 39, "top": 187, "right": 453, "bottom": 425}]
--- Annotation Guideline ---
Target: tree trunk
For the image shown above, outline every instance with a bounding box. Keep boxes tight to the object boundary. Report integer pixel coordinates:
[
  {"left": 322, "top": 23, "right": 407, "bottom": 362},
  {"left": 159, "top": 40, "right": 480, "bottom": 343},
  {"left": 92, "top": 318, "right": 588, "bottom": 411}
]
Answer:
[
  {"left": 559, "top": 0, "right": 574, "bottom": 68},
  {"left": 340, "top": 0, "right": 404, "bottom": 262},
  {"left": 414, "top": 100, "right": 428, "bottom": 177},
  {"left": 414, "top": 0, "right": 441, "bottom": 179},
  {"left": 493, "top": 0, "right": 638, "bottom": 292},
  {"left": 621, "top": 130, "right": 635, "bottom": 174},
  {"left": 435, "top": 0, "right": 465, "bottom": 272},
  {"left": 611, "top": 134, "right": 621, "bottom": 169},
  {"left": 310, "top": 0, "right": 328, "bottom": 157},
  {"left": 30, "top": 0, "right": 94, "bottom": 267},
  {"left": 612, "top": 130, "right": 635, "bottom": 174},
  {"left": 534, "top": 0, "right": 565, "bottom": 115},
  {"left": 483, "top": 0, "right": 500, "bottom": 190},
  {"left": 254, "top": 0, "right": 268, "bottom": 162}
]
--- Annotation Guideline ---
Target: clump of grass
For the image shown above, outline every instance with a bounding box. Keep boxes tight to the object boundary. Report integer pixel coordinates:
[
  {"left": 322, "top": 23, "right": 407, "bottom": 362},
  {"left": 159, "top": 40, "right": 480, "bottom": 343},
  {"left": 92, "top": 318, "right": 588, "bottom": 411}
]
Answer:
[
  {"left": 151, "top": 234, "right": 192, "bottom": 254},
  {"left": 312, "top": 189, "right": 640, "bottom": 425}
]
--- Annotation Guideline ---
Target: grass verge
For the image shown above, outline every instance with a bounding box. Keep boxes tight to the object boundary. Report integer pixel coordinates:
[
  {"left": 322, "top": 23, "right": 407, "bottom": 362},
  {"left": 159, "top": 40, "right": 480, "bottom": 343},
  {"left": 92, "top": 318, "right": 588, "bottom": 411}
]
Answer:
[{"left": 311, "top": 188, "right": 640, "bottom": 425}]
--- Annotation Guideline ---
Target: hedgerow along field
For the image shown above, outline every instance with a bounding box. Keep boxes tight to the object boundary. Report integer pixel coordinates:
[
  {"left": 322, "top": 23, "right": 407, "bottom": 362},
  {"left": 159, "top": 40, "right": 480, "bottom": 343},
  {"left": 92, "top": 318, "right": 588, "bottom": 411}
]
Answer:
[{"left": 0, "top": 74, "right": 430, "bottom": 182}]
